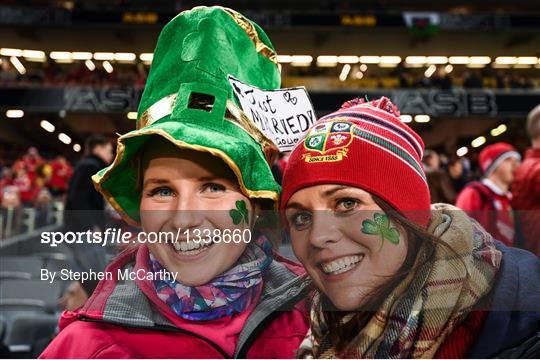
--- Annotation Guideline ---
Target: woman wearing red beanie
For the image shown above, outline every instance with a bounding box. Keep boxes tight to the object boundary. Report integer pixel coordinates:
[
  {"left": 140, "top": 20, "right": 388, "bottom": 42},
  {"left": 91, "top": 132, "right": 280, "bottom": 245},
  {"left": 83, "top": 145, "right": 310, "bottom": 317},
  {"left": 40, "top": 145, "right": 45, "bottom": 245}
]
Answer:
[{"left": 281, "top": 97, "right": 539, "bottom": 358}]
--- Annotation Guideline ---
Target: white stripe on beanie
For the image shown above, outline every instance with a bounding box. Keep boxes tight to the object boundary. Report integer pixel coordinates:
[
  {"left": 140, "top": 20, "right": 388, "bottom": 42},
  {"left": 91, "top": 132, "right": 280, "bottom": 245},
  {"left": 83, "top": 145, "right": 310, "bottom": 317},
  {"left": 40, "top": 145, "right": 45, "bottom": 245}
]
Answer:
[{"left": 484, "top": 151, "right": 521, "bottom": 176}]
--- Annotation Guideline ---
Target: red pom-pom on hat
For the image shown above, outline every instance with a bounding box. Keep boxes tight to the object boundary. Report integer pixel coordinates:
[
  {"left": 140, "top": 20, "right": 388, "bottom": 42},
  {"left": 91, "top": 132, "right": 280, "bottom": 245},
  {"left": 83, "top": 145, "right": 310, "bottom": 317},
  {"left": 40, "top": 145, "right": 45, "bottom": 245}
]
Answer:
[{"left": 339, "top": 96, "right": 401, "bottom": 117}]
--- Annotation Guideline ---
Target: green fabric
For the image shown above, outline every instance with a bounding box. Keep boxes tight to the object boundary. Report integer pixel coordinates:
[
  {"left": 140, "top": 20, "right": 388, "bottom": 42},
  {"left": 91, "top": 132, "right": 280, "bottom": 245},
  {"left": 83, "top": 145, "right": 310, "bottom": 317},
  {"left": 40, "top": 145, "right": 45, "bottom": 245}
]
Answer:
[
  {"left": 93, "top": 6, "right": 281, "bottom": 225},
  {"left": 137, "top": 6, "right": 280, "bottom": 122}
]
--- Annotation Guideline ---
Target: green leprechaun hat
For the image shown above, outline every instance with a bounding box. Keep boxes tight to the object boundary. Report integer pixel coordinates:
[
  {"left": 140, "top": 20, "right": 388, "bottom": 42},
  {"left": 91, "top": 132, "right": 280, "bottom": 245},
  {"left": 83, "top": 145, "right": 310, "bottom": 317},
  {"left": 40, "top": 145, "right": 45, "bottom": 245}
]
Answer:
[{"left": 92, "top": 6, "right": 282, "bottom": 226}]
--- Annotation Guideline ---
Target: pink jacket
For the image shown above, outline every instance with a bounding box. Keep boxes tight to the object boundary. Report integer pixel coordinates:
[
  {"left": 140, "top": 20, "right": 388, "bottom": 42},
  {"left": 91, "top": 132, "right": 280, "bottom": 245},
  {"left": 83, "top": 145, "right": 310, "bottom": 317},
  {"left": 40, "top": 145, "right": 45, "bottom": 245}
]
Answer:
[{"left": 40, "top": 245, "right": 309, "bottom": 358}]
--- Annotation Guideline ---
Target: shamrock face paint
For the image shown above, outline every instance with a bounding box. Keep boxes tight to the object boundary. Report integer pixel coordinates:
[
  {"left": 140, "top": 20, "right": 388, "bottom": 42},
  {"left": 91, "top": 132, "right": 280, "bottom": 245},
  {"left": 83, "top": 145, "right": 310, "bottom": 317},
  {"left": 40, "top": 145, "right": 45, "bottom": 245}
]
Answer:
[
  {"left": 361, "top": 213, "right": 400, "bottom": 250},
  {"left": 229, "top": 200, "right": 249, "bottom": 225},
  {"left": 286, "top": 184, "right": 408, "bottom": 311}
]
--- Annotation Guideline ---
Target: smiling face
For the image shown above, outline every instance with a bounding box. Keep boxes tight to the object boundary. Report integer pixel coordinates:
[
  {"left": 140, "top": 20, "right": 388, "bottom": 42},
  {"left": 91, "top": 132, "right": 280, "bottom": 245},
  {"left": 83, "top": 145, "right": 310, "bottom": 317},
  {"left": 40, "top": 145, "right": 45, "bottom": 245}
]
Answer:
[
  {"left": 139, "top": 139, "right": 253, "bottom": 286},
  {"left": 286, "top": 184, "right": 408, "bottom": 311}
]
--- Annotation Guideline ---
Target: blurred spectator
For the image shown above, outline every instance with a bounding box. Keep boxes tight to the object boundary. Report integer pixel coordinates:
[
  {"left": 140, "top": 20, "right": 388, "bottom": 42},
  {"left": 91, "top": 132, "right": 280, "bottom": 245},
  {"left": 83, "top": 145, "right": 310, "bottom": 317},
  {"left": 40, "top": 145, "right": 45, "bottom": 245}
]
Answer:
[
  {"left": 0, "top": 167, "right": 15, "bottom": 202},
  {"left": 456, "top": 142, "right": 521, "bottom": 246},
  {"left": 0, "top": 185, "right": 22, "bottom": 239},
  {"left": 64, "top": 134, "right": 113, "bottom": 302},
  {"left": 431, "top": 68, "right": 453, "bottom": 89},
  {"left": 0, "top": 59, "right": 19, "bottom": 83},
  {"left": 35, "top": 187, "right": 53, "bottom": 227},
  {"left": 398, "top": 71, "right": 413, "bottom": 88},
  {"left": 423, "top": 150, "right": 456, "bottom": 204},
  {"left": 271, "top": 152, "right": 291, "bottom": 185},
  {"left": 35, "top": 162, "right": 53, "bottom": 188},
  {"left": 279, "top": 152, "right": 290, "bottom": 173},
  {"left": 21, "top": 147, "right": 44, "bottom": 181},
  {"left": 12, "top": 163, "right": 35, "bottom": 205},
  {"left": 447, "top": 155, "right": 467, "bottom": 193},
  {"left": 463, "top": 70, "right": 483, "bottom": 89},
  {"left": 1, "top": 185, "right": 20, "bottom": 209},
  {"left": 510, "top": 73, "right": 522, "bottom": 89},
  {"left": 271, "top": 161, "right": 283, "bottom": 185},
  {"left": 65, "top": 134, "right": 113, "bottom": 232},
  {"left": 6, "top": 147, "right": 45, "bottom": 205},
  {"left": 412, "top": 74, "right": 431, "bottom": 88},
  {"left": 495, "top": 71, "right": 509, "bottom": 89},
  {"left": 48, "top": 155, "right": 73, "bottom": 196},
  {"left": 512, "top": 105, "right": 540, "bottom": 256}
]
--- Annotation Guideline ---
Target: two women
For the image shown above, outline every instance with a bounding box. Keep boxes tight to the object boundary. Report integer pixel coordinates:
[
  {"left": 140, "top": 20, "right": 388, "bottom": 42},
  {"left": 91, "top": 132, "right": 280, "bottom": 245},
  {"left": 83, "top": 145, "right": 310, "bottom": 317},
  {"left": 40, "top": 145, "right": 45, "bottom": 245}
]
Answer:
[
  {"left": 282, "top": 97, "right": 539, "bottom": 358},
  {"left": 41, "top": 7, "right": 308, "bottom": 358},
  {"left": 40, "top": 6, "right": 538, "bottom": 358}
]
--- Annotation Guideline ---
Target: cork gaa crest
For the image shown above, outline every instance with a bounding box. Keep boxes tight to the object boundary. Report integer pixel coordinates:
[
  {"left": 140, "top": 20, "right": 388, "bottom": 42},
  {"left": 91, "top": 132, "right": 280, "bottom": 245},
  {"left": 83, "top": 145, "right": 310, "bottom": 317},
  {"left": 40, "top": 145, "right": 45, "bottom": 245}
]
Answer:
[{"left": 303, "top": 120, "right": 353, "bottom": 163}]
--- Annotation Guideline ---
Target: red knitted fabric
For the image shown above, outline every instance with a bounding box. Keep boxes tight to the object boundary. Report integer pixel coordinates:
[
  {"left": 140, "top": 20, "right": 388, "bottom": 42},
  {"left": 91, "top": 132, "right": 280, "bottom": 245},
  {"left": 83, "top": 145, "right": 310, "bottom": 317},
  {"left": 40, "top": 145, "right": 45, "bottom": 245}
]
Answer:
[
  {"left": 281, "top": 97, "right": 431, "bottom": 227},
  {"left": 435, "top": 310, "right": 488, "bottom": 358}
]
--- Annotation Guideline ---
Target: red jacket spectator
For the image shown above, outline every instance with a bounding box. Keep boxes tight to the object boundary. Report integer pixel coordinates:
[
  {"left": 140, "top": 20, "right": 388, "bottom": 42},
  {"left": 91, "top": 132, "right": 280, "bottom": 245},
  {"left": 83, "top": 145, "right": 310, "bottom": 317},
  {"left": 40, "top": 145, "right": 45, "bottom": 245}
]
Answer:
[
  {"left": 20, "top": 147, "right": 44, "bottom": 183},
  {"left": 456, "top": 179, "right": 515, "bottom": 246},
  {"left": 13, "top": 167, "right": 36, "bottom": 204},
  {"left": 455, "top": 143, "right": 521, "bottom": 246},
  {"left": 512, "top": 150, "right": 540, "bottom": 256},
  {"left": 0, "top": 168, "right": 14, "bottom": 203},
  {"left": 48, "top": 156, "right": 73, "bottom": 194},
  {"left": 511, "top": 105, "right": 540, "bottom": 256}
]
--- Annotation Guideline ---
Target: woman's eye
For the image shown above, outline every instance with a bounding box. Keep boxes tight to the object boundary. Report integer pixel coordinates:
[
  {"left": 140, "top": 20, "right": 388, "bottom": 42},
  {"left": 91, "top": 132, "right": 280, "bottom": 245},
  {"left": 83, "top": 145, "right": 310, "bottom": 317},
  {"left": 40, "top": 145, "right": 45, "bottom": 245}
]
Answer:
[
  {"left": 336, "top": 198, "right": 358, "bottom": 213},
  {"left": 202, "top": 182, "right": 226, "bottom": 193},
  {"left": 290, "top": 212, "right": 312, "bottom": 230},
  {"left": 148, "top": 187, "right": 174, "bottom": 197}
]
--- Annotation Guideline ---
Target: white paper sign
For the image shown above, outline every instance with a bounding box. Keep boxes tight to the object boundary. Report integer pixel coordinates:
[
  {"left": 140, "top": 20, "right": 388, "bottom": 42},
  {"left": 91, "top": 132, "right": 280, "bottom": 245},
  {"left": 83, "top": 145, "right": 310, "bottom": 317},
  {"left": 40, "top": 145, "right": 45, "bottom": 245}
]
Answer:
[{"left": 228, "top": 75, "right": 317, "bottom": 152}]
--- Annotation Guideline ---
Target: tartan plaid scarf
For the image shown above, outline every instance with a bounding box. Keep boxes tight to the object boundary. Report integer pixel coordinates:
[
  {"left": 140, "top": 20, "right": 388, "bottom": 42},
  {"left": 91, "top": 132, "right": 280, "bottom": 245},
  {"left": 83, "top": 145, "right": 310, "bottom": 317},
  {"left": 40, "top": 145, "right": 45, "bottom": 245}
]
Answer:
[{"left": 307, "top": 204, "right": 502, "bottom": 359}]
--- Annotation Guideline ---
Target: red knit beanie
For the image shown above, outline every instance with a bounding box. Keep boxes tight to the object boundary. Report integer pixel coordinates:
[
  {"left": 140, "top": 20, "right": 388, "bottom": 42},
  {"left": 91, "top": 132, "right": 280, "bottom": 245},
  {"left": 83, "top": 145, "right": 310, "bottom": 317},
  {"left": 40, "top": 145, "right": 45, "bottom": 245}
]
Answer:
[
  {"left": 281, "top": 97, "right": 431, "bottom": 228},
  {"left": 478, "top": 142, "right": 521, "bottom": 176}
]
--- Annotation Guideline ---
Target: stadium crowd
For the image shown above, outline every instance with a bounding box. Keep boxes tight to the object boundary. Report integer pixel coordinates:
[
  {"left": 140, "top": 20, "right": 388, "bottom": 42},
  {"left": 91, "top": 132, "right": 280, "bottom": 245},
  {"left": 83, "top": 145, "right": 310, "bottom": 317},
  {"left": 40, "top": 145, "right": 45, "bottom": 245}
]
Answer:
[
  {"left": 1, "top": 57, "right": 537, "bottom": 90},
  {"left": 0, "top": 148, "right": 72, "bottom": 209}
]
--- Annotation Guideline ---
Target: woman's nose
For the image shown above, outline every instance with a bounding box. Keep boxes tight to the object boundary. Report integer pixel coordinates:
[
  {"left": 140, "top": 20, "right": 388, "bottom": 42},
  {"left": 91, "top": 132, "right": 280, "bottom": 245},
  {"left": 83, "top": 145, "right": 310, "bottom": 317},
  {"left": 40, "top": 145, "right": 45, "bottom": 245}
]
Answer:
[
  {"left": 308, "top": 211, "right": 340, "bottom": 248},
  {"left": 170, "top": 195, "right": 204, "bottom": 230}
]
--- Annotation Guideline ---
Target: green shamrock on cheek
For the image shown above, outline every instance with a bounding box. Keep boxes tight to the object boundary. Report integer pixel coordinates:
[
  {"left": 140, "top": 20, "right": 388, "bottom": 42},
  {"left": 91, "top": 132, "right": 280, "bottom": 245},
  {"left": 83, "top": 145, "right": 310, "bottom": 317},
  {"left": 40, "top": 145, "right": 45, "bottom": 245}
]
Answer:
[
  {"left": 361, "top": 213, "right": 400, "bottom": 250},
  {"left": 229, "top": 200, "right": 249, "bottom": 225}
]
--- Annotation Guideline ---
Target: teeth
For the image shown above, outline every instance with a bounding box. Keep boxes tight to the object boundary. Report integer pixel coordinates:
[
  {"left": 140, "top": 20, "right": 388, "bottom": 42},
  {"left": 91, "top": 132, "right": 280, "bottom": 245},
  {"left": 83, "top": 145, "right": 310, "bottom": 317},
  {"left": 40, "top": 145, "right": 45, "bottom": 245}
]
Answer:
[
  {"left": 172, "top": 240, "right": 211, "bottom": 254},
  {"left": 321, "top": 255, "right": 363, "bottom": 275}
]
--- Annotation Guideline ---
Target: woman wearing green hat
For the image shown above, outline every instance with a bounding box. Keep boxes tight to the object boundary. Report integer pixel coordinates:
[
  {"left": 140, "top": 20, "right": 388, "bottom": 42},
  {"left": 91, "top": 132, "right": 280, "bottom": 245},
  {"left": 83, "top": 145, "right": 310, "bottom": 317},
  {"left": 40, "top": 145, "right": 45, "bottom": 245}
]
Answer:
[{"left": 40, "top": 7, "right": 309, "bottom": 358}]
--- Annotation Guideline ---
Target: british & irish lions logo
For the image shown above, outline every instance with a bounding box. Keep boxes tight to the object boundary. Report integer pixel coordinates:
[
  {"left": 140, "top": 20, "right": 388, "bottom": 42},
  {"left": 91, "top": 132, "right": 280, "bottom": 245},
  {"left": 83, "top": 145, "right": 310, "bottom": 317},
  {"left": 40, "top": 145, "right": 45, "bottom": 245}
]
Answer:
[{"left": 303, "top": 120, "right": 353, "bottom": 163}]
